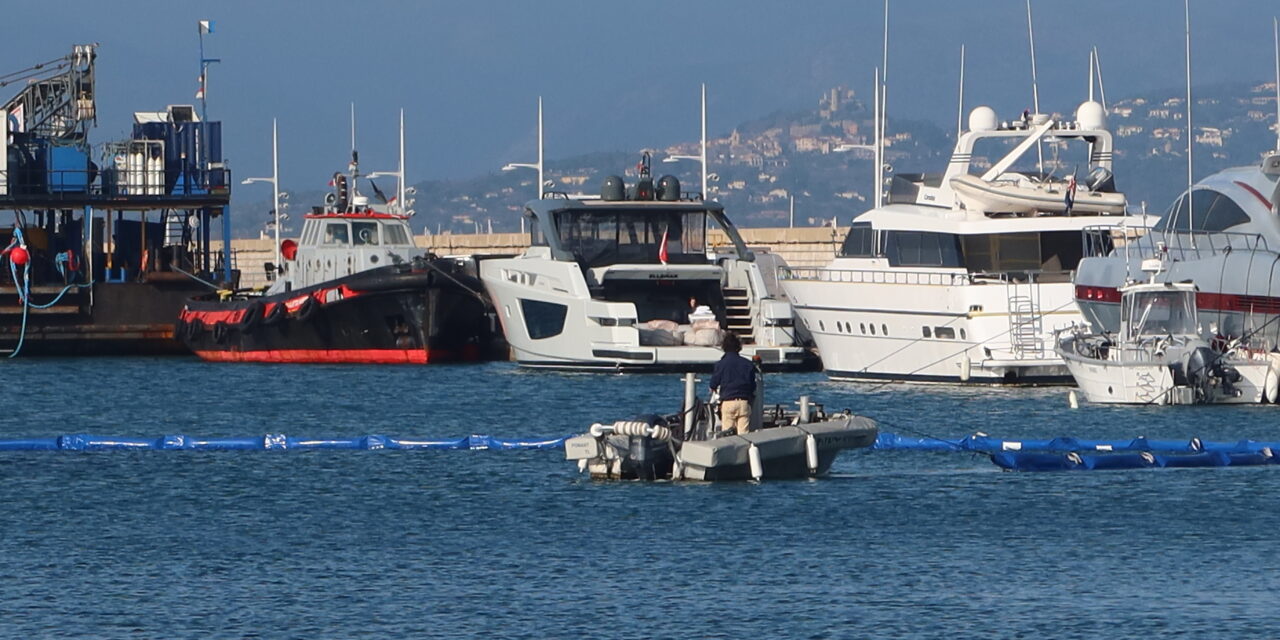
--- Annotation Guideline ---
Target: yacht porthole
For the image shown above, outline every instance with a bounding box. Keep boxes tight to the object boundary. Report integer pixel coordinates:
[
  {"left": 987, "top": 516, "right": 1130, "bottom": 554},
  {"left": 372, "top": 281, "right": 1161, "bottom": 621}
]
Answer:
[
  {"left": 882, "top": 324, "right": 888, "bottom": 336},
  {"left": 960, "top": 328, "right": 967, "bottom": 340},
  {"left": 922, "top": 327, "right": 931, "bottom": 338},
  {"left": 860, "top": 323, "right": 866, "bottom": 334},
  {"left": 819, "top": 320, "right": 825, "bottom": 331},
  {"left": 870, "top": 324, "right": 876, "bottom": 336}
]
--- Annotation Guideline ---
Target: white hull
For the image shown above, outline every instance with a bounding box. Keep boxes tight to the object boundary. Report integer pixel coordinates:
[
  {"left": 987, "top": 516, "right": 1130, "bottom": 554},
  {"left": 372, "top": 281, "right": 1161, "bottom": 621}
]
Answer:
[
  {"left": 1061, "top": 351, "right": 1269, "bottom": 405},
  {"left": 782, "top": 264, "right": 1079, "bottom": 384}
]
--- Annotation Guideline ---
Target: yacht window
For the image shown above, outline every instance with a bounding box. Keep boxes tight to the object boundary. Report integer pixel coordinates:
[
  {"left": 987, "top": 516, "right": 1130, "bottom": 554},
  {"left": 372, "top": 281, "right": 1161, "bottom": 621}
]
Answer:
[
  {"left": 352, "top": 221, "right": 381, "bottom": 246},
  {"left": 922, "top": 326, "right": 932, "bottom": 338},
  {"left": 960, "top": 328, "right": 967, "bottom": 340},
  {"left": 1153, "top": 189, "right": 1248, "bottom": 234},
  {"left": 869, "top": 324, "right": 876, "bottom": 335},
  {"left": 383, "top": 223, "right": 411, "bottom": 245},
  {"left": 859, "top": 323, "right": 866, "bottom": 334},
  {"left": 323, "top": 222, "right": 350, "bottom": 245},
  {"left": 555, "top": 209, "right": 708, "bottom": 267},
  {"left": 882, "top": 324, "right": 888, "bottom": 336},
  {"left": 884, "top": 231, "right": 962, "bottom": 267},
  {"left": 528, "top": 210, "right": 546, "bottom": 246},
  {"left": 839, "top": 223, "right": 875, "bottom": 258},
  {"left": 520, "top": 299, "right": 568, "bottom": 339},
  {"left": 961, "top": 233, "right": 1040, "bottom": 273},
  {"left": 935, "top": 326, "right": 956, "bottom": 339}
]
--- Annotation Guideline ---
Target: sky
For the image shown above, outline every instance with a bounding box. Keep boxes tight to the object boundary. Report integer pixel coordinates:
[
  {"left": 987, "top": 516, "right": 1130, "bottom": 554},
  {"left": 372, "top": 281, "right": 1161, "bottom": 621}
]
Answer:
[{"left": 3, "top": 0, "right": 1277, "bottom": 197}]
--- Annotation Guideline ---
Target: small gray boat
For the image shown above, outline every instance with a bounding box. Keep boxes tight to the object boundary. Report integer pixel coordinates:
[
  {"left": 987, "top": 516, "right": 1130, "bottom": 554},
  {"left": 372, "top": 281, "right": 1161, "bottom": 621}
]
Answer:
[{"left": 565, "top": 372, "right": 878, "bottom": 481}]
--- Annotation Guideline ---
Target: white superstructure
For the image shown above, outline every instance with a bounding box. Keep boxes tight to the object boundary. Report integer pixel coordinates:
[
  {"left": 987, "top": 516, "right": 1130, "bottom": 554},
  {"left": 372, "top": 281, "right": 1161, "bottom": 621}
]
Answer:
[
  {"left": 480, "top": 165, "right": 808, "bottom": 371},
  {"left": 780, "top": 102, "right": 1147, "bottom": 383}
]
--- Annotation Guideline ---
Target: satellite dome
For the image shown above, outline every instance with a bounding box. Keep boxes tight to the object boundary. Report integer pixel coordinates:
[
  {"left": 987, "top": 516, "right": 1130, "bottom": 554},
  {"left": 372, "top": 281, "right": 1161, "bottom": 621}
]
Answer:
[
  {"left": 968, "top": 106, "right": 998, "bottom": 132},
  {"left": 1076, "top": 101, "right": 1107, "bottom": 130}
]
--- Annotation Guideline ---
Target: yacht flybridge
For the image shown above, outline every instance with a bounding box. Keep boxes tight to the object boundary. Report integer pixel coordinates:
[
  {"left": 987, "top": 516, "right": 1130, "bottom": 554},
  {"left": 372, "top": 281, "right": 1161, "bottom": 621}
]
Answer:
[
  {"left": 479, "top": 155, "right": 810, "bottom": 371},
  {"left": 781, "top": 102, "right": 1148, "bottom": 384}
]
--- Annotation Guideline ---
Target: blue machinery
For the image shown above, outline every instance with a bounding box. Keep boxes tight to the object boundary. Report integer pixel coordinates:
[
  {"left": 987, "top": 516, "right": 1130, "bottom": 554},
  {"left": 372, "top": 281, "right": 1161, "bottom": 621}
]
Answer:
[{"left": 1, "top": 431, "right": 1278, "bottom": 474}]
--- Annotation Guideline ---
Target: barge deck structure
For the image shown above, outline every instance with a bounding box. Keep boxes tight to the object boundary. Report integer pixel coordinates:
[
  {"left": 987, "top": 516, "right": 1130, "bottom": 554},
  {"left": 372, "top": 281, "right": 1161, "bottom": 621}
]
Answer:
[{"left": 0, "top": 43, "right": 233, "bottom": 356}]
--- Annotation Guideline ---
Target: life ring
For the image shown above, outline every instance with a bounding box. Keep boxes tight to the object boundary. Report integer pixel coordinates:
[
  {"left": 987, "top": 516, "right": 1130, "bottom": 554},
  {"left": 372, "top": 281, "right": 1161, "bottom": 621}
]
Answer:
[
  {"left": 212, "top": 321, "right": 229, "bottom": 344},
  {"left": 263, "top": 302, "right": 288, "bottom": 326},
  {"left": 293, "top": 296, "right": 319, "bottom": 322},
  {"left": 238, "top": 302, "right": 264, "bottom": 332}
]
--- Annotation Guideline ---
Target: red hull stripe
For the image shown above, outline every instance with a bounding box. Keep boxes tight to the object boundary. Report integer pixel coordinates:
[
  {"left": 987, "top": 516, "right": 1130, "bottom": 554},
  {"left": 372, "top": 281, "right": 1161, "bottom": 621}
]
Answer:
[
  {"left": 1078, "top": 286, "right": 1280, "bottom": 314},
  {"left": 195, "top": 349, "right": 440, "bottom": 364},
  {"left": 1234, "top": 180, "right": 1274, "bottom": 211}
]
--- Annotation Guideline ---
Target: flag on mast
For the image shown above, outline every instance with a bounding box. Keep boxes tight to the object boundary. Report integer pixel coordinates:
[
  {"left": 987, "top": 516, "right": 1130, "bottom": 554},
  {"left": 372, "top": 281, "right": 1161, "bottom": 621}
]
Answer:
[
  {"left": 658, "top": 228, "right": 670, "bottom": 265},
  {"left": 199, "top": 20, "right": 215, "bottom": 34}
]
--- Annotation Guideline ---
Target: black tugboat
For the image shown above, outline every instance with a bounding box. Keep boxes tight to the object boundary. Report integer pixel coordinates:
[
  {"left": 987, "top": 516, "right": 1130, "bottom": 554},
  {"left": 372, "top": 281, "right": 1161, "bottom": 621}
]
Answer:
[{"left": 177, "top": 124, "right": 500, "bottom": 364}]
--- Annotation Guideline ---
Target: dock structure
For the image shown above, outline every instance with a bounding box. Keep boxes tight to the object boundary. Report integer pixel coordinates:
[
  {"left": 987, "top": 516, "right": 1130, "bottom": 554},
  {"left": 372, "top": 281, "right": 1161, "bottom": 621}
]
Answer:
[{"left": 0, "top": 44, "right": 233, "bottom": 355}]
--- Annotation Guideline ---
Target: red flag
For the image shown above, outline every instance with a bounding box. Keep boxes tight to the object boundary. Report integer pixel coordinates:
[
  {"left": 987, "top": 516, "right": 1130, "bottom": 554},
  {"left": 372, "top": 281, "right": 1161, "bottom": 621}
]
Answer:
[{"left": 658, "top": 228, "right": 669, "bottom": 265}]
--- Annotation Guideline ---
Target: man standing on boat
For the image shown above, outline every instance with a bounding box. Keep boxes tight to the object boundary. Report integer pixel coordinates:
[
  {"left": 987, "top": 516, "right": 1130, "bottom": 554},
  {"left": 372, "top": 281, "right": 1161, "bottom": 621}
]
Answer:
[{"left": 710, "top": 333, "right": 756, "bottom": 436}]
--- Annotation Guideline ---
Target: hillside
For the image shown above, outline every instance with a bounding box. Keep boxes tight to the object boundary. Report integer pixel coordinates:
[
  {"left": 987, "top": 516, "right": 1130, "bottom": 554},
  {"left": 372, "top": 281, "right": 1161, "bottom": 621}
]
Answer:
[{"left": 229, "top": 82, "right": 1280, "bottom": 238}]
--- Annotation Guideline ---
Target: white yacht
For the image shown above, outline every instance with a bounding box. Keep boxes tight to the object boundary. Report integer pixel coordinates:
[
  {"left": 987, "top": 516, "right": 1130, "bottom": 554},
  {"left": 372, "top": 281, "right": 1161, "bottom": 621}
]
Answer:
[
  {"left": 479, "top": 157, "right": 809, "bottom": 371},
  {"left": 780, "top": 102, "right": 1147, "bottom": 383}
]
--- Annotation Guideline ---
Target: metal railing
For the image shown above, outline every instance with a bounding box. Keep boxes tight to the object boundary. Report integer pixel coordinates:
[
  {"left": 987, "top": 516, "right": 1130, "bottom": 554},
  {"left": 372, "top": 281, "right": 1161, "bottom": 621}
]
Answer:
[
  {"left": 1081, "top": 224, "right": 1272, "bottom": 260},
  {"left": 0, "top": 168, "right": 230, "bottom": 200},
  {"left": 778, "top": 266, "right": 972, "bottom": 287}
]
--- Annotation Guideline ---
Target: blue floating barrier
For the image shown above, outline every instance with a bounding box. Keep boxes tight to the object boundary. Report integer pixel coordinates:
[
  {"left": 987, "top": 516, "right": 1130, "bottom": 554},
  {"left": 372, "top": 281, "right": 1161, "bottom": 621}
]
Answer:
[
  {"left": 872, "top": 432, "right": 961, "bottom": 451},
  {"left": 285, "top": 437, "right": 363, "bottom": 450},
  {"left": 1226, "top": 450, "right": 1275, "bottom": 467},
  {"left": 160, "top": 435, "right": 189, "bottom": 450},
  {"left": 387, "top": 437, "right": 470, "bottom": 450},
  {"left": 1080, "top": 452, "right": 1155, "bottom": 471},
  {"left": 990, "top": 451, "right": 1083, "bottom": 472},
  {"left": 0, "top": 437, "right": 58, "bottom": 451},
  {"left": 1155, "top": 452, "right": 1231, "bottom": 468},
  {"left": 187, "top": 437, "right": 267, "bottom": 451},
  {"left": 488, "top": 436, "right": 569, "bottom": 450}
]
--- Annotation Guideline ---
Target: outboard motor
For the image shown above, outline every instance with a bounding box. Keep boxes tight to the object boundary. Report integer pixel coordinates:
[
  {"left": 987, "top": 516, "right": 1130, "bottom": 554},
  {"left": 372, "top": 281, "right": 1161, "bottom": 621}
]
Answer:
[
  {"left": 1182, "top": 346, "right": 1216, "bottom": 402},
  {"left": 1085, "top": 166, "right": 1116, "bottom": 193},
  {"left": 618, "top": 414, "right": 672, "bottom": 480}
]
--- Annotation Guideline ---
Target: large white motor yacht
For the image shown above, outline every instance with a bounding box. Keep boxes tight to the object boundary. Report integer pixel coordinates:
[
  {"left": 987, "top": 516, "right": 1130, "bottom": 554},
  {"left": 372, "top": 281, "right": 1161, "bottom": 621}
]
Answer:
[
  {"left": 479, "top": 158, "right": 809, "bottom": 371},
  {"left": 780, "top": 102, "right": 1147, "bottom": 383}
]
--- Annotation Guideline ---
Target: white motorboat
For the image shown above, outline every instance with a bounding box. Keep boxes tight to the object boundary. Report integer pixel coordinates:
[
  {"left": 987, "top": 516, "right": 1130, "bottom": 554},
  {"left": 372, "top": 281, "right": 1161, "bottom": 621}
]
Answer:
[
  {"left": 479, "top": 154, "right": 812, "bottom": 371},
  {"left": 780, "top": 102, "right": 1147, "bottom": 384},
  {"left": 1057, "top": 270, "right": 1276, "bottom": 405}
]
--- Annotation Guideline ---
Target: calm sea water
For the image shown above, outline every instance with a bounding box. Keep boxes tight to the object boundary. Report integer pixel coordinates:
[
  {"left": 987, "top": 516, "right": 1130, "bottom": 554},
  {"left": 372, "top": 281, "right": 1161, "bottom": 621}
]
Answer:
[{"left": 2, "top": 358, "right": 1278, "bottom": 638}]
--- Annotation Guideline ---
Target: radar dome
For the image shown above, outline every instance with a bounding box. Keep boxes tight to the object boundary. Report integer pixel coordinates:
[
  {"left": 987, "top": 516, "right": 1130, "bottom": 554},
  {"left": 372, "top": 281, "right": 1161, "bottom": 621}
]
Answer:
[
  {"left": 968, "top": 106, "right": 998, "bottom": 132},
  {"left": 1076, "top": 101, "right": 1106, "bottom": 130}
]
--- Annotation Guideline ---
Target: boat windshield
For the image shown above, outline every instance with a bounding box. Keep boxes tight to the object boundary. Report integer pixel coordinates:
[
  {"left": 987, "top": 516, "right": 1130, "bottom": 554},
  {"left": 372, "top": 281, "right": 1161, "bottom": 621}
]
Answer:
[
  {"left": 554, "top": 209, "right": 707, "bottom": 267},
  {"left": 1123, "top": 290, "right": 1197, "bottom": 340}
]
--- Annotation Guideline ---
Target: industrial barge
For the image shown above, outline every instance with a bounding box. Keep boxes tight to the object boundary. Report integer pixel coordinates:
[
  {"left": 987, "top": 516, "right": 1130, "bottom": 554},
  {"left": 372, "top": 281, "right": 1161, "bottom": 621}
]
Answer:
[{"left": 0, "top": 44, "right": 234, "bottom": 356}]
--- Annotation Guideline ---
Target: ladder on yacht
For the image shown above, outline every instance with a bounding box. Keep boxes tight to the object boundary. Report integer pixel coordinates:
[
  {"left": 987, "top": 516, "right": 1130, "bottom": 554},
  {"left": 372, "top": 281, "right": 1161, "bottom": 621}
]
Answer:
[
  {"left": 1006, "top": 280, "right": 1045, "bottom": 358},
  {"left": 723, "top": 287, "right": 755, "bottom": 344}
]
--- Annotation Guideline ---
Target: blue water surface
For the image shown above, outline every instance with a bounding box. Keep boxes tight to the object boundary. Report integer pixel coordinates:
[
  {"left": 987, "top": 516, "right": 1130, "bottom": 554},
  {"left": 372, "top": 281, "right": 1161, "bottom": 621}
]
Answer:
[{"left": 1, "top": 358, "right": 1277, "bottom": 638}]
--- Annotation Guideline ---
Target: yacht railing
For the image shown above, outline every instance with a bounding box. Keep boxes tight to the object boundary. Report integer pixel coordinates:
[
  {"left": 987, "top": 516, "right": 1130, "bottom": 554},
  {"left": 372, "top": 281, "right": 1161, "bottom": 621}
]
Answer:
[
  {"left": 778, "top": 266, "right": 971, "bottom": 287},
  {"left": 778, "top": 266, "right": 1072, "bottom": 287},
  {"left": 1081, "top": 225, "right": 1272, "bottom": 260}
]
